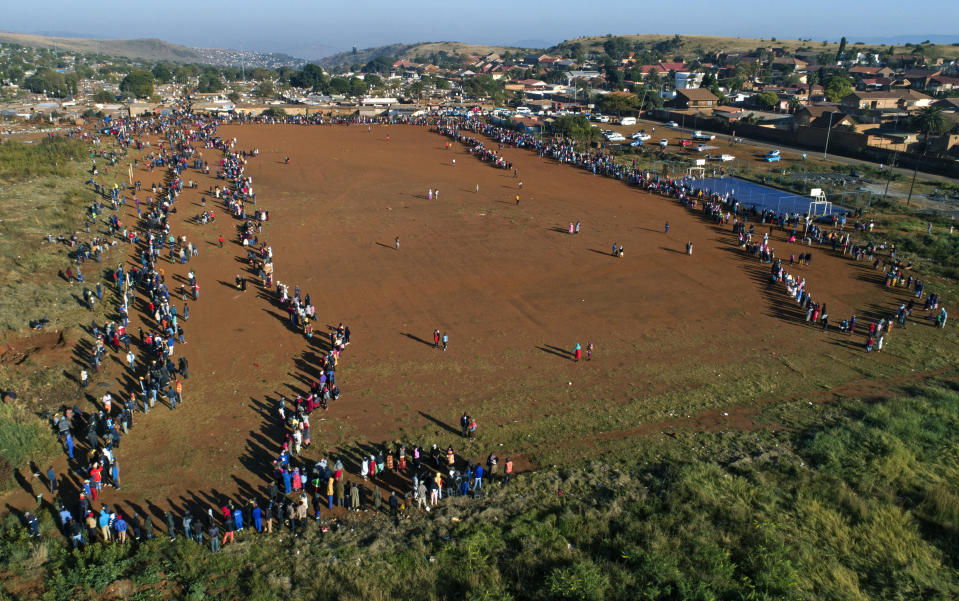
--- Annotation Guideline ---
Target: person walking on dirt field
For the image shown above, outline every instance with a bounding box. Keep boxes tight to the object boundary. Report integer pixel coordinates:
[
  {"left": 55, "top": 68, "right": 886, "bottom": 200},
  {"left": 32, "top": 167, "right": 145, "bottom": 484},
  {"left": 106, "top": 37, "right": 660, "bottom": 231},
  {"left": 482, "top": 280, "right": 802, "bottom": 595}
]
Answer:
[
  {"left": 460, "top": 413, "right": 470, "bottom": 438},
  {"left": 442, "top": 332, "right": 448, "bottom": 351},
  {"left": 433, "top": 329, "right": 440, "bottom": 349},
  {"left": 394, "top": 237, "right": 400, "bottom": 251}
]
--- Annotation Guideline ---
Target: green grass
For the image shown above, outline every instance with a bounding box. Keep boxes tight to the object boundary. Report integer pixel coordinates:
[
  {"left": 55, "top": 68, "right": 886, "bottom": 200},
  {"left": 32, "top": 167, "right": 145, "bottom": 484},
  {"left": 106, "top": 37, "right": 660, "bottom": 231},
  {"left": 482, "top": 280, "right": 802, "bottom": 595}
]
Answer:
[
  {"left": 3, "top": 381, "right": 959, "bottom": 600},
  {"left": 0, "top": 138, "right": 89, "bottom": 185}
]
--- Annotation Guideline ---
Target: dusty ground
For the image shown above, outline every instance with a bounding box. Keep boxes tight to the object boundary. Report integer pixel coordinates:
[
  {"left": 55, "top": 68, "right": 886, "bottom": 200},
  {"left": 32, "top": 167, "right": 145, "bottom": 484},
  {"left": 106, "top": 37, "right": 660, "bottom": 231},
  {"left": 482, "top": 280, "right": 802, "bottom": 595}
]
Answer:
[{"left": 3, "top": 122, "right": 951, "bottom": 523}]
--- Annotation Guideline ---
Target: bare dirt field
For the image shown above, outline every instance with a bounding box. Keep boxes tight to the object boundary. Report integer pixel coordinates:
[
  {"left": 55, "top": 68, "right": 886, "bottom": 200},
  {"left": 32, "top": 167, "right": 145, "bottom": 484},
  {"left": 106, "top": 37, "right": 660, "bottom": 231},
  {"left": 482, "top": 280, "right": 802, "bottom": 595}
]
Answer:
[{"left": 5, "top": 122, "right": 953, "bottom": 520}]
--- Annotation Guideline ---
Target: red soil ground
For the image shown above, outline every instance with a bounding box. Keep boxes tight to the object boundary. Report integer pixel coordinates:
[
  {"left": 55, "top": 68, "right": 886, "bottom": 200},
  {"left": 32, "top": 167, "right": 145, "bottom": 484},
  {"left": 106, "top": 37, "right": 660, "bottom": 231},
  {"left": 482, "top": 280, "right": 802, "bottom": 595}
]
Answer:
[{"left": 3, "top": 123, "right": 924, "bottom": 519}]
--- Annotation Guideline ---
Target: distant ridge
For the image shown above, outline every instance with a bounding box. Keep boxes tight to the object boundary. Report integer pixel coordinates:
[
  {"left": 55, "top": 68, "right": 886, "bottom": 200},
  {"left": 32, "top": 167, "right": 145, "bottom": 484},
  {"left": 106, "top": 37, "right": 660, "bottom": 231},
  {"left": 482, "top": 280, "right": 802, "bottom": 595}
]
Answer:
[{"left": 0, "top": 32, "right": 304, "bottom": 67}]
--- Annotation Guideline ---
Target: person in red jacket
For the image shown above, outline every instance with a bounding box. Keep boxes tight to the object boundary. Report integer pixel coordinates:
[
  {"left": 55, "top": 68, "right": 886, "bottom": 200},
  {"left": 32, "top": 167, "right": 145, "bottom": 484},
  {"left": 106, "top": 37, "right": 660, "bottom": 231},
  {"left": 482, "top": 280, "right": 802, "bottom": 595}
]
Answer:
[{"left": 89, "top": 463, "right": 103, "bottom": 500}]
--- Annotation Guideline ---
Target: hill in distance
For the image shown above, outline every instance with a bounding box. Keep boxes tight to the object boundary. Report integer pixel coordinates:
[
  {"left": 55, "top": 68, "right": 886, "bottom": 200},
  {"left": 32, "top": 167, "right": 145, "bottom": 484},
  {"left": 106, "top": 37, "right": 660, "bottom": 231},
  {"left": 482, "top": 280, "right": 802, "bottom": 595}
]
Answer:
[
  {"left": 318, "top": 40, "right": 547, "bottom": 68},
  {"left": 557, "top": 33, "right": 959, "bottom": 60},
  {"left": 0, "top": 31, "right": 304, "bottom": 67}
]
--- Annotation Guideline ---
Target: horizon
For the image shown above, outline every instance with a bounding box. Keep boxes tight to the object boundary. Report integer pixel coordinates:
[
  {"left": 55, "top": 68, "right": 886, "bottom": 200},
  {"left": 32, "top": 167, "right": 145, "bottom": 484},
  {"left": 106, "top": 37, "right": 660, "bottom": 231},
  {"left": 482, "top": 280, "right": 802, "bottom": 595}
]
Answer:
[{"left": 3, "top": 0, "right": 958, "bottom": 60}]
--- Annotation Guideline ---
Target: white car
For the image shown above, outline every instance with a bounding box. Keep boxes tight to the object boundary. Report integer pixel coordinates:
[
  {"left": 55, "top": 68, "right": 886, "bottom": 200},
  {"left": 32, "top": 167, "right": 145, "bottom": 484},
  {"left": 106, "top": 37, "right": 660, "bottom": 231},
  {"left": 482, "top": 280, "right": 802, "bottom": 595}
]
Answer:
[
  {"left": 631, "top": 132, "right": 650, "bottom": 141},
  {"left": 695, "top": 144, "right": 709, "bottom": 152},
  {"left": 666, "top": 121, "right": 679, "bottom": 127},
  {"left": 718, "top": 154, "right": 735, "bottom": 162},
  {"left": 595, "top": 114, "right": 610, "bottom": 123},
  {"left": 659, "top": 138, "right": 669, "bottom": 147},
  {"left": 629, "top": 139, "right": 644, "bottom": 147}
]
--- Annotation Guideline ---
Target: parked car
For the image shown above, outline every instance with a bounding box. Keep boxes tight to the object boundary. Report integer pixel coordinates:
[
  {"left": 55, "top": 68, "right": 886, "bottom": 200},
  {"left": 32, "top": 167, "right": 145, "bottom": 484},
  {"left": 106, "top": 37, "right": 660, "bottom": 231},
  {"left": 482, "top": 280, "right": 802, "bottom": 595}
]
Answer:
[
  {"left": 659, "top": 138, "right": 669, "bottom": 147},
  {"left": 692, "top": 130, "right": 715, "bottom": 141},
  {"left": 679, "top": 139, "right": 693, "bottom": 147},
  {"left": 666, "top": 121, "right": 679, "bottom": 127},
  {"left": 619, "top": 116, "right": 636, "bottom": 125},
  {"left": 763, "top": 151, "right": 781, "bottom": 162},
  {"left": 631, "top": 132, "right": 650, "bottom": 141},
  {"left": 695, "top": 144, "right": 709, "bottom": 152},
  {"left": 629, "top": 139, "right": 644, "bottom": 147},
  {"left": 717, "top": 154, "right": 735, "bottom": 162}
]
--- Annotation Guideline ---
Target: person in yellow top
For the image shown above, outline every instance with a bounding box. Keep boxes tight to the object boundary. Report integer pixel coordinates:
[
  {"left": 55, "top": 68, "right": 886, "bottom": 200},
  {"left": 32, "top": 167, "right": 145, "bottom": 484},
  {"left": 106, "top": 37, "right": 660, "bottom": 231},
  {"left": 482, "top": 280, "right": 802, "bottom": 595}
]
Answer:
[{"left": 327, "top": 477, "right": 335, "bottom": 510}]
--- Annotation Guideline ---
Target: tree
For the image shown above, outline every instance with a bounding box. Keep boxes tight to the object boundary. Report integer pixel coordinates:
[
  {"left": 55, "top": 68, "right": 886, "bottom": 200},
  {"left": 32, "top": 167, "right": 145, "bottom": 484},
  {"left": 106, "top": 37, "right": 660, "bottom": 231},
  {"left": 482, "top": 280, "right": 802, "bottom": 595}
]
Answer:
[
  {"left": 349, "top": 77, "right": 368, "bottom": 97},
  {"left": 550, "top": 114, "right": 599, "bottom": 142},
  {"left": 253, "top": 80, "right": 275, "bottom": 99},
  {"left": 197, "top": 71, "right": 223, "bottom": 93},
  {"left": 598, "top": 92, "right": 639, "bottom": 115},
  {"left": 23, "top": 68, "right": 73, "bottom": 97},
  {"left": 152, "top": 63, "right": 173, "bottom": 84},
  {"left": 913, "top": 106, "right": 948, "bottom": 140},
  {"left": 227, "top": 90, "right": 240, "bottom": 103},
  {"left": 755, "top": 91, "right": 779, "bottom": 110},
  {"left": 604, "top": 65, "right": 625, "bottom": 90},
  {"left": 262, "top": 107, "right": 286, "bottom": 118},
  {"left": 289, "top": 64, "right": 326, "bottom": 90},
  {"left": 364, "top": 74, "right": 383, "bottom": 89},
  {"left": 362, "top": 55, "right": 394, "bottom": 74},
  {"left": 836, "top": 36, "right": 847, "bottom": 62},
  {"left": 328, "top": 76, "right": 350, "bottom": 94},
  {"left": 120, "top": 69, "right": 155, "bottom": 99},
  {"left": 93, "top": 89, "right": 115, "bottom": 103},
  {"left": 823, "top": 75, "right": 853, "bottom": 102},
  {"left": 602, "top": 37, "right": 630, "bottom": 60}
]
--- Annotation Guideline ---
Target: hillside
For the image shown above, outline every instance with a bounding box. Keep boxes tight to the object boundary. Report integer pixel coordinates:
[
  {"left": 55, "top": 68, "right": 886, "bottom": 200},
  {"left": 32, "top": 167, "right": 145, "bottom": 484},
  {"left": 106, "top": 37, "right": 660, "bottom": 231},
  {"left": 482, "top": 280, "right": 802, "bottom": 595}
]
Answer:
[
  {"left": 319, "top": 40, "right": 544, "bottom": 68},
  {"left": 555, "top": 33, "right": 959, "bottom": 60},
  {"left": 0, "top": 32, "right": 205, "bottom": 62},
  {"left": 0, "top": 32, "right": 304, "bottom": 67}
]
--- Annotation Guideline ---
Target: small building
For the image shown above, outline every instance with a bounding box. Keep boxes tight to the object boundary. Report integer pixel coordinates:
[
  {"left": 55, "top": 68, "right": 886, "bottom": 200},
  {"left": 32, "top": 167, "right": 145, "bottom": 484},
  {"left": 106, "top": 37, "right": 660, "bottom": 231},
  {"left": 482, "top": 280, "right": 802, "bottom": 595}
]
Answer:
[
  {"left": 841, "top": 89, "right": 933, "bottom": 113},
  {"left": 673, "top": 88, "right": 718, "bottom": 109}
]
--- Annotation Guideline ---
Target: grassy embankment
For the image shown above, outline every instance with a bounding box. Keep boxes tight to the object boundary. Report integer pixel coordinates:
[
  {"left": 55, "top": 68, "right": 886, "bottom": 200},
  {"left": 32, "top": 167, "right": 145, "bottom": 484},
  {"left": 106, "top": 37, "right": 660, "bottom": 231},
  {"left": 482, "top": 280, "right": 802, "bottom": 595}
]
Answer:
[
  {"left": 1, "top": 380, "right": 957, "bottom": 601},
  {"left": 0, "top": 136, "right": 126, "bottom": 490}
]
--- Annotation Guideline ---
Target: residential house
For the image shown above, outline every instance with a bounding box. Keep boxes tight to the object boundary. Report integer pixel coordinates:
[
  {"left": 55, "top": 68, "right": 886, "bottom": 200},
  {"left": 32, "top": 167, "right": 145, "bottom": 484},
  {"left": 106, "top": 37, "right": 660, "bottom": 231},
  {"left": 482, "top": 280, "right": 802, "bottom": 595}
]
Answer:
[
  {"left": 849, "top": 65, "right": 895, "bottom": 78},
  {"left": 902, "top": 69, "right": 943, "bottom": 89},
  {"left": 840, "top": 89, "right": 933, "bottom": 113},
  {"left": 712, "top": 106, "right": 746, "bottom": 122},
  {"left": 859, "top": 77, "right": 895, "bottom": 91},
  {"left": 926, "top": 75, "right": 959, "bottom": 96},
  {"left": 673, "top": 88, "right": 718, "bottom": 109},
  {"left": 794, "top": 104, "right": 844, "bottom": 126}
]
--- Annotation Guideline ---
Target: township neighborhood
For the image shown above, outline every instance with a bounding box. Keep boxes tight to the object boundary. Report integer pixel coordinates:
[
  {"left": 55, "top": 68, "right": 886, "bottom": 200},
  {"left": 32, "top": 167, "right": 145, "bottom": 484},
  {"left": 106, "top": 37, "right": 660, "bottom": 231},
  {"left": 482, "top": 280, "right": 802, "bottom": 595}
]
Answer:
[{"left": 2, "top": 35, "right": 958, "bottom": 174}]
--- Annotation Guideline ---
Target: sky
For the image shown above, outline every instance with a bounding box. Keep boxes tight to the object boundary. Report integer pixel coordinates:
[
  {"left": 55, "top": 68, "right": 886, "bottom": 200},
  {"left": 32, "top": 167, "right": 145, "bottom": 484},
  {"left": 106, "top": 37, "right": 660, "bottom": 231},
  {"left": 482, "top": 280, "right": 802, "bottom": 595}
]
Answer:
[{"left": 6, "top": 0, "right": 959, "bottom": 59}]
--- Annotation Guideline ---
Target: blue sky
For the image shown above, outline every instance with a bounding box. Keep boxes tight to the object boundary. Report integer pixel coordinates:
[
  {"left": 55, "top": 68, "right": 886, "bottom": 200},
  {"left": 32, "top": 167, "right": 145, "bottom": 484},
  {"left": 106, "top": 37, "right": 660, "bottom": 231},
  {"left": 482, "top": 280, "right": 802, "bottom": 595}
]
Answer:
[{"left": 6, "top": 0, "right": 958, "bottom": 59}]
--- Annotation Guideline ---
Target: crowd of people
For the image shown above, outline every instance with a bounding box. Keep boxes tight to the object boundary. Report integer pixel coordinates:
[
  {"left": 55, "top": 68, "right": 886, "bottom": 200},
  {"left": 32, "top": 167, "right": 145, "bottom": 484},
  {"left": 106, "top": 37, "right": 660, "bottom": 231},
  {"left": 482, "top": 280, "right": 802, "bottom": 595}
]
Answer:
[
  {"left": 434, "top": 115, "right": 950, "bottom": 348},
  {"left": 19, "top": 107, "right": 951, "bottom": 549},
  {"left": 31, "top": 109, "right": 521, "bottom": 551}
]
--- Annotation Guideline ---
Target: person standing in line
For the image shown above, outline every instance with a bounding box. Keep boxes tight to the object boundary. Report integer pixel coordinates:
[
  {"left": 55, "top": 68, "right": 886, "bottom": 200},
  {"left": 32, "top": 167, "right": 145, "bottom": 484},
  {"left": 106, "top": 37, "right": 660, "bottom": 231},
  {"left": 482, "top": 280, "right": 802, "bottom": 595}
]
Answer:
[
  {"left": 209, "top": 521, "right": 220, "bottom": 552},
  {"left": 46, "top": 466, "right": 56, "bottom": 494},
  {"left": 80, "top": 368, "right": 89, "bottom": 389},
  {"left": 222, "top": 514, "right": 235, "bottom": 546}
]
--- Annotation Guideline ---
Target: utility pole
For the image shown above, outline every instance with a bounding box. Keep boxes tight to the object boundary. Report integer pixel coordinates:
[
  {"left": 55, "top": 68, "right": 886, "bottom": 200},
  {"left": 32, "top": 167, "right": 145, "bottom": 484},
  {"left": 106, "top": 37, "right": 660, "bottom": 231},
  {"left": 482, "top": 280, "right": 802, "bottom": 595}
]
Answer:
[
  {"left": 906, "top": 134, "right": 928, "bottom": 207},
  {"left": 822, "top": 111, "right": 834, "bottom": 159},
  {"left": 881, "top": 150, "right": 898, "bottom": 207}
]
